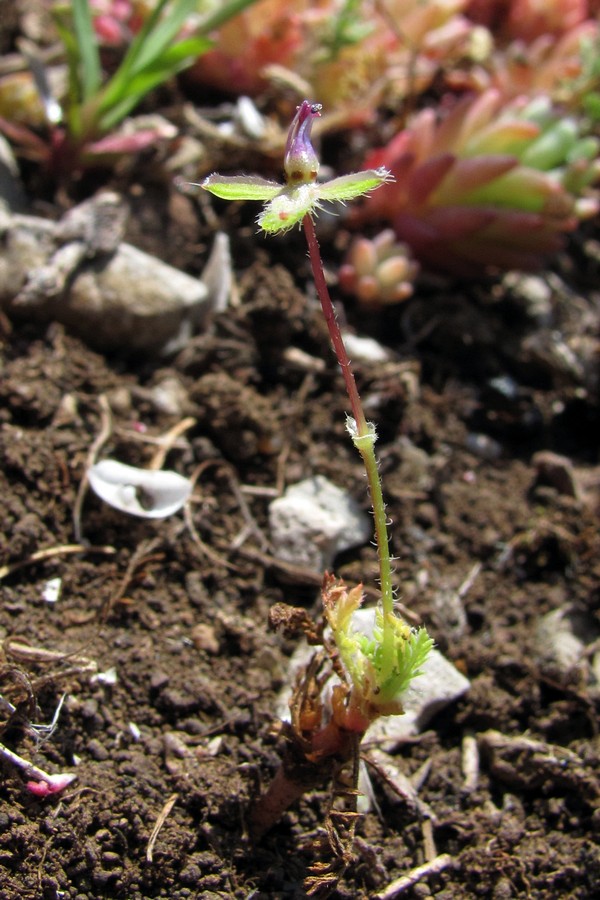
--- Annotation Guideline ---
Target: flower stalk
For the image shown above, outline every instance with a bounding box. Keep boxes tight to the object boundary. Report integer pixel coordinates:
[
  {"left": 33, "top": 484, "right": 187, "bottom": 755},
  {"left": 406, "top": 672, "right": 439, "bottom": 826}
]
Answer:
[{"left": 301, "top": 212, "right": 395, "bottom": 678}]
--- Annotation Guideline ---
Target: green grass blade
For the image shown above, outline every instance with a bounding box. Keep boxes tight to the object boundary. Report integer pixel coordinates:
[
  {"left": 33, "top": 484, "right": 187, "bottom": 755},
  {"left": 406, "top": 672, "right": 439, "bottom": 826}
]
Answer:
[
  {"left": 197, "top": 0, "right": 262, "bottom": 33},
  {"left": 72, "top": 0, "right": 102, "bottom": 100},
  {"left": 125, "top": 0, "right": 198, "bottom": 78},
  {"left": 97, "top": 37, "right": 210, "bottom": 131}
]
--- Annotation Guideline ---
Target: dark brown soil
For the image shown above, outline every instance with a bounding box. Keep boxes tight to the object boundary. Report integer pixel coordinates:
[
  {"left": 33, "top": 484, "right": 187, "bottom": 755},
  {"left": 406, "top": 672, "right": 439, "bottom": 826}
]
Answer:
[{"left": 2, "top": 199, "right": 600, "bottom": 899}]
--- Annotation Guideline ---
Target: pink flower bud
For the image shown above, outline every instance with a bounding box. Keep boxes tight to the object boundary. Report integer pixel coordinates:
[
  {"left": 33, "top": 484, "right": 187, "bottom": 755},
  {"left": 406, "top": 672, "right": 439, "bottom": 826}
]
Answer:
[{"left": 284, "top": 100, "right": 321, "bottom": 185}]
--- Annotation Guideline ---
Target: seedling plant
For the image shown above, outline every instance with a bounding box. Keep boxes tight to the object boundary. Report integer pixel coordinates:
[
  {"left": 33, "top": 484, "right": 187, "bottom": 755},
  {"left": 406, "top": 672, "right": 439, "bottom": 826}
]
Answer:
[{"left": 201, "top": 101, "right": 433, "bottom": 867}]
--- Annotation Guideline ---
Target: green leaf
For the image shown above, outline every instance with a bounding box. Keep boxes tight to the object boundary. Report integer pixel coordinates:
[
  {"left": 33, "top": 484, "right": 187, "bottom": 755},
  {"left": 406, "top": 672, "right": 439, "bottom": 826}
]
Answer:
[
  {"left": 95, "top": 0, "right": 199, "bottom": 120},
  {"left": 202, "top": 175, "right": 282, "bottom": 201},
  {"left": 120, "top": 0, "right": 196, "bottom": 79},
  {"left": 72, "top": 0, "right": 102, "bottom": 101},
  {"left": 197, "top": 0, "right": 263, "bottom": 33},
  {"left": 96, "top": 37, "right": 210, "bottom": 131},
  {"left": 317, "top": 168, "right": 393, "bottom": 202}
]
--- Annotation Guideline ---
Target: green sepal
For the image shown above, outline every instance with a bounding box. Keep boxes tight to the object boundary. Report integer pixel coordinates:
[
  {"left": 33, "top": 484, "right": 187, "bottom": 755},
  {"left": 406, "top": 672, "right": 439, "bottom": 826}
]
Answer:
[
  {"left": 258, "top": 184, "right": 320, "bottom": 233},
  {"left": 316, "top": 167, "right": 393, "bottom": 202},
  {"left": 201, "top": 174, "right": 282, "bottom": 201}
]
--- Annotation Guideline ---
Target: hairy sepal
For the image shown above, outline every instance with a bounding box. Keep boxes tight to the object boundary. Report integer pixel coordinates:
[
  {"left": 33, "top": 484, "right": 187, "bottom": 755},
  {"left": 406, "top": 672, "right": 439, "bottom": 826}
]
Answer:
[
  {"left": 201, "top": 174, "right": 282, "bottom": 201},
  {"left": 317, "top": 167, "right": 393, "bottom": 202},
  {"left": 258, "top": 184, "right": 320, "bottom": 233}
]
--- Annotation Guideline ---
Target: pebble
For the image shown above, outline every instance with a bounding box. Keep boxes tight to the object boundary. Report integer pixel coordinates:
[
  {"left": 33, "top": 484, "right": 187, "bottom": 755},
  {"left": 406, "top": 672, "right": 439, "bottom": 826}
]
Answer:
[
  {"left": 535, "top": 607, "right": 599, "bottom": 683},
  {"left": 87, "top": 739, "right": 110, "bottom": 761},
  {"left": 269, "top": 475, "right": 371, "bottom": 571},
  {"left": 532, "top": 450, "right": 577, "bottom": 498},
  {"left": 342, "top": 331, "right": 392, "bottom": 364}
]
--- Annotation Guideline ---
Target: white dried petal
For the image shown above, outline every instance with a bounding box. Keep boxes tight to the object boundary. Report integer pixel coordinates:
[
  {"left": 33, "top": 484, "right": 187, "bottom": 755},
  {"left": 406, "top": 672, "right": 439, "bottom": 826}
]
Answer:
[{"left": 88, "top": 459, "right": 192, "bottom": 518}]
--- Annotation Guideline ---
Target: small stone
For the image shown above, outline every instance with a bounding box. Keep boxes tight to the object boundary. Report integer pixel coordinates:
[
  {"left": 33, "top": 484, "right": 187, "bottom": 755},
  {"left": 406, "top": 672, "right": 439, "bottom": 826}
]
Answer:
[
  {"left": 535, "top": 607, "right": 598, "bottom": 680},
  {"left": 87, "top": 739, "right": 110, "bottom": 761},
  {"left": 504, "top": 272, "right": 552, "bottom": 324},
  {"left": 269, "top": 475, "right": 371, "bottom": 571},
  {"left": 342, "top": 332, "right": 392, "bottom": 364},
  {"left": 150, "top": 671, "right": 170, "bottom": 692},
  {"left": 191, "top": 623, "right": 220, "bottom": 654},
  {"left": 533, "top": 450, "right": 577, "bottom": 498}
]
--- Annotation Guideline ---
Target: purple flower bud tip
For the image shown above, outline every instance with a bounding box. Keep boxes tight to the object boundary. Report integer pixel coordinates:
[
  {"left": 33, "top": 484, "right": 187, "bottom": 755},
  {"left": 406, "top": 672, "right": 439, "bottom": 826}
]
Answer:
[{"left": 284, "top": 100, "right": 322, "bottom": 185}]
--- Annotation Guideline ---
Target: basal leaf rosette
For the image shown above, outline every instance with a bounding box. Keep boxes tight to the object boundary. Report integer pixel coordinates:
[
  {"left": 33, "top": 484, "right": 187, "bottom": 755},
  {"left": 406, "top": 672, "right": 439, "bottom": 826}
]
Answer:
[
  {"left": 354, "top": 89, "right": 600, "bottom": 275},
  {"left": 322, "top": 575, "right": 434, "bottom": 732}
]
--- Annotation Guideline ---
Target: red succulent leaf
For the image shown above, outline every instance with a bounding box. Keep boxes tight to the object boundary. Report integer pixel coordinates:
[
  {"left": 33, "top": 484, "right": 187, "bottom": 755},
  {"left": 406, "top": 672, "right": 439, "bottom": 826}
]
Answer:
[{"left": 408, "top": 153, "right": 455, "bottom": 204}]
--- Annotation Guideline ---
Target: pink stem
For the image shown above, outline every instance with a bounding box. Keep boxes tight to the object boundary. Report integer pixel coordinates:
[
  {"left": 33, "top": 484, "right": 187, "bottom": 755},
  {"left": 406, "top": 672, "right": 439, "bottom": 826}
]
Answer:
[{"left": 302, "top": 214, "right": 368, "bottom": 436}]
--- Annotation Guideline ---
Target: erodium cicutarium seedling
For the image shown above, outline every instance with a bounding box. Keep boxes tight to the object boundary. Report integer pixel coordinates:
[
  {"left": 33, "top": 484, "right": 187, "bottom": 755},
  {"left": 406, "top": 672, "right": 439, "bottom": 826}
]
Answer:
[{"left": 199, "top": 101, "right": 433, "bottom": 872}]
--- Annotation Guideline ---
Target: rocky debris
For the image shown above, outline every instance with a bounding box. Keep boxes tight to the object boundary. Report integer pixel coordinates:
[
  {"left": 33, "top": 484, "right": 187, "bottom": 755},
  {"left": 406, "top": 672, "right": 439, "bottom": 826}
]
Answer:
[{"left": 0, "top": 192, "right": 230, "bottom": 353}]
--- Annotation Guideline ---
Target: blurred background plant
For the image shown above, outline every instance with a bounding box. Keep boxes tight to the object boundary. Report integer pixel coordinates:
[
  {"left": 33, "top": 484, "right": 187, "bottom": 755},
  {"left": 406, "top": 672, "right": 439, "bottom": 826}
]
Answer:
[
  {"left": 0, "top": 0, "right": 256, "bottom": 173},
  {"left": 0, "top": 0, "right": 598, "bottom": 288},
  {"left": 186, "top": 0, "right": 481, "bottom": 116},
  {"left": 350, "top": 89, "right": 599, "bottom": 275},
  {"left": 338, "top": 230, "right": 419, "bottom": 307}
]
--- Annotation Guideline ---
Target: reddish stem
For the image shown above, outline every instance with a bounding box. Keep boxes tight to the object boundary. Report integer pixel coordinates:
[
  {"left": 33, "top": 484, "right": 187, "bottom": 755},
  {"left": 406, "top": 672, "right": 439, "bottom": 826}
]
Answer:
[{"left": 302, "top": 214, "right": 368, "bottom": 436}]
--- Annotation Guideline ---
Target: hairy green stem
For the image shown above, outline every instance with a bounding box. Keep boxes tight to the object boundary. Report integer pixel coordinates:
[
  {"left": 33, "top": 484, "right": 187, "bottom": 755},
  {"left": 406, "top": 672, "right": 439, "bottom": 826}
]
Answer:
[{"left": 302, "top": 214, "right": 395, "bottom": 673}]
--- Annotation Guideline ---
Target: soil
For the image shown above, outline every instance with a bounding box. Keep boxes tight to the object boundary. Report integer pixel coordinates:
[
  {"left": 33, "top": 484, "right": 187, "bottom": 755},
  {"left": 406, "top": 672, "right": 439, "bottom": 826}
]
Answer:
[{"left": 1, "top": 71, "right": 600, "bottom": 900}]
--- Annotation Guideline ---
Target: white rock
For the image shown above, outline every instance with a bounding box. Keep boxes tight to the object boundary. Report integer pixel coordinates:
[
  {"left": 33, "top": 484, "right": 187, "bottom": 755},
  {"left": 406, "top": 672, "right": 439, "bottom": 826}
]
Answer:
[
  {"left": 342, "top": 331, "right": 392, "bottom": 364},
  {"left": 535, "top": 607, "right": 598, "bottom": 681},
  {"left": 269, "top": 475, "right": 371, "bottom": 571}
]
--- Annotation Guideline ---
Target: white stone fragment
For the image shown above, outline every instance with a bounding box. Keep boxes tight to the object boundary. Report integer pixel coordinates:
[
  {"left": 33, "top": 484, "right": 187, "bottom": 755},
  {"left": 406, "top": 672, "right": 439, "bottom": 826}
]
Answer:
[
  {"left": 88, "top": 459, "right": 192, "bottom": 518},
  {"left": 535, "top": 607, "right": 598, "bottom": 682},
  {"left": 42, "top": 576, "right": 62, "bottom": 604},
  {"left": 342, "top": 331, "right": 392, "bottom": 364},
  {"left": 91, "top": 666, "right": 118, "bottom": 686},
  {"left": 269, "top": 475, "right": 371, "bottom": 571}
]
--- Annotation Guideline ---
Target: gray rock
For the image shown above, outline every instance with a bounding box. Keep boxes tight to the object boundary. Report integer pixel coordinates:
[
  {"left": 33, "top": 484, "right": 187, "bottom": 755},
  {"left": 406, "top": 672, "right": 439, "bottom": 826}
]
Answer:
[
  {"left": 535, "top": 607, "right": 599, "bottom": 682},
  {"left": 269, "top": 475, "right": 371, "bottom": 571},
  {"left": 0, "top": 194, "right": 230, "bottom": 353}
]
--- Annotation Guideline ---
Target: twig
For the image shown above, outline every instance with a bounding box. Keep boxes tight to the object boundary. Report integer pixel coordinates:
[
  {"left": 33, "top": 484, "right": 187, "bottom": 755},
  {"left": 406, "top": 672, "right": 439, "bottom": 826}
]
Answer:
[
  {"left": 148, "top": 417, "right": 196, "bottom": 471},
  {"left": 461, "top": 733, "right": 480, "bottom": 793},
  {"left": 3, "top": 636, "right": 97, "bottom": 672},
  {"left": 0, "top": 542, "right": 115, "bottom": 580},
  {"left": 101, "top": 538, "right": 163, "bottom": 621},
  {"left": 73, "top": 394, "right": 113, "bottom": 543},
  {"left": 146, "top": 794, "right": 178, "bottom": 862},
  {"left": 374, "top": 854, "right": 453, "bottom": 899},
  {"left": 217, "top": 461, "right": 270, "bottom": 552}
]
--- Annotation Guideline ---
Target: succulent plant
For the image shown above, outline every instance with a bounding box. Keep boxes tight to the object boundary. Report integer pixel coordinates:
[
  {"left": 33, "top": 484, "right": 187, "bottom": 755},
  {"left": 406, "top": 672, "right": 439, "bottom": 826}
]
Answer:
[
  {"left": 339, "top": 230, "right": 418, "bottom": 306},
  {"left": 353, "top": 89, "right": 600, "bottom": 275},
  {"left": 465, "top": 0, "right": 590, "bottom": 43}
]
